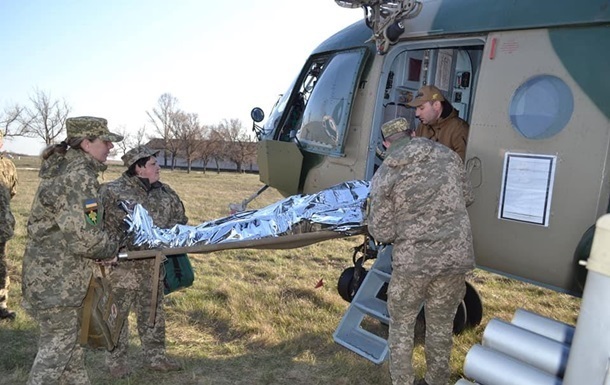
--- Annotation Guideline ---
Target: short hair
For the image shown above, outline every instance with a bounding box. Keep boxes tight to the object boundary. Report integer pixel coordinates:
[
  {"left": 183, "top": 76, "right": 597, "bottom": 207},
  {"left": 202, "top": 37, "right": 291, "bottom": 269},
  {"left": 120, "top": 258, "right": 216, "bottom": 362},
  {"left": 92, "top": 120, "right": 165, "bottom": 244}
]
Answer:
[{"left": 126, "top": 156, "right": 152, "bottom": 176}]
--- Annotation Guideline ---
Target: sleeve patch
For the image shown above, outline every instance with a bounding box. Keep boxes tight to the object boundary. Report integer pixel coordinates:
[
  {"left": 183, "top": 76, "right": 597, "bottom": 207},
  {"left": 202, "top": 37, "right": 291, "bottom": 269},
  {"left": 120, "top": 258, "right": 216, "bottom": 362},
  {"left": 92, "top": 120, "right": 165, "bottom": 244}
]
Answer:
[{"left": 84, "top": 198, "right": 99, "bottom": 226}]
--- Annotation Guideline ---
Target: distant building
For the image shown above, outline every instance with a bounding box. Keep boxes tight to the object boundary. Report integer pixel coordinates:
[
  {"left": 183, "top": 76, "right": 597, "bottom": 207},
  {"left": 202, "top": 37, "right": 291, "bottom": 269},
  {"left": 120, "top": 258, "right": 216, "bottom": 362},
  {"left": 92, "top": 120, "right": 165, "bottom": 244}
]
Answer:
[{"left": 145, "top": 138, "right": 259, "bottom": 173}]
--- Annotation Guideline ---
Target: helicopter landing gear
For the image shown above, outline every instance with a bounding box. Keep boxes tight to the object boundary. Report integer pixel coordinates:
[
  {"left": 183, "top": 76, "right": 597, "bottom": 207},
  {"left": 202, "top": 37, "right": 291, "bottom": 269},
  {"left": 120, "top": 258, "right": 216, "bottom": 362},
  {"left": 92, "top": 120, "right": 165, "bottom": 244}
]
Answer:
[{"left": 336, "top": 238, "right": 483, "bottom": 333}]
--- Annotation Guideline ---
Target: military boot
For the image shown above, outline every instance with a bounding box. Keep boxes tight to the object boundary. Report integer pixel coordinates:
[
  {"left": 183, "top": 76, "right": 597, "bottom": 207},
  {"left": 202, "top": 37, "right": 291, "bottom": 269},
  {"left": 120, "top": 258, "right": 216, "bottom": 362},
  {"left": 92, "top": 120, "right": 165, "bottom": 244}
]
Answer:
[
  {"left": 108, "top": 363, "right": 131, "bottom": 379},
  {"left": 148, "top": 356, "right": 182, "bottom": 372}
]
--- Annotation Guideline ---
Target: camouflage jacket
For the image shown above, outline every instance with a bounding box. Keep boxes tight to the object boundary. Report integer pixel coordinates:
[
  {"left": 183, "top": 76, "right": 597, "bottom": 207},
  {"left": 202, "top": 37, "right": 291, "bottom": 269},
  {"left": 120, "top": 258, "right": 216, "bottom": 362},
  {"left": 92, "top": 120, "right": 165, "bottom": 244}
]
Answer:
[
  {"left": 368, "top": 137, "right": 475, "bottom": 277},
  {"left": 0, "top": 155, "right": 17, "bottom": 243},
  {"left": 415, "top": 108, "right": 469, "bottom": 161},
  {"left": 100, "top": 173, "right": 187, "bottom": 288},
  {"left": 22, "top": 149, "right": 118, "bottom": 309}
]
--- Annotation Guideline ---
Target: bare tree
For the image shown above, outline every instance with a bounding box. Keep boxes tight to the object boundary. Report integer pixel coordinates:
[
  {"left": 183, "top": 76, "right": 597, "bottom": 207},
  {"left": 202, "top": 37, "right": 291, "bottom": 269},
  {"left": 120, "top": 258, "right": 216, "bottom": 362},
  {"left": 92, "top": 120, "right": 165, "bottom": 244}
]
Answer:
[
  {"left": 172, "top": 111, "right": 202, "bottom": 173},
  {"left": 147, "top": 93, "right": 179, "bottom": 167},
  {"left": 196, "top": 124, "right": 221, "bottom": 174},
  {"left": 216, "top": 118, "right": 256, "bottom": 173},
  {"left": 20, "top": 89, "right": 71, "bottom": 145},
  {"left": 208, "top": 128, "right": 226, "bottom": 174},
  {"left": 133, "top": 125, "right": 148, "bottom": 147},
  {"left": 1, "top": 103, "right": 27, "bottom": 137},
  {"left": 113, "top": 125, "right": 132, "bottom": 158}
]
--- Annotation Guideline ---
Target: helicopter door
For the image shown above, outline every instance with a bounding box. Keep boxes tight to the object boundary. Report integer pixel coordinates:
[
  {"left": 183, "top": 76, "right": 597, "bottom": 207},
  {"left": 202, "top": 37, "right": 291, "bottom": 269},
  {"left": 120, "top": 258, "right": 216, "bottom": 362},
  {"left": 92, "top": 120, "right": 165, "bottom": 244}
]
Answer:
[{"left": 466, "top": 28, "right": 610, "bottom": 294}]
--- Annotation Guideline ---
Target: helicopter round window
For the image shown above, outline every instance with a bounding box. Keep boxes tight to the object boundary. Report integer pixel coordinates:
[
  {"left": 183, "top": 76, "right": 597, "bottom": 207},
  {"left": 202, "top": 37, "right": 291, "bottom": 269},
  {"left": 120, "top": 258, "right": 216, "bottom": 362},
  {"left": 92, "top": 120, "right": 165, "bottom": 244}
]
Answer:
[{"left": 509, "top": 75, "right": 574, "bottom": 139}]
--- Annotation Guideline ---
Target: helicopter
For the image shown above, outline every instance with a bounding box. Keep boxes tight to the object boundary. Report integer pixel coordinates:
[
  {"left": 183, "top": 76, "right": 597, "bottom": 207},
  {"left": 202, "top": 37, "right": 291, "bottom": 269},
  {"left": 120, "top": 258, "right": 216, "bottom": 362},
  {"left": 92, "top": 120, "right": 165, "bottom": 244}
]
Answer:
[{"left": 243, "top": 0, "right": 610, "bottom": 376}]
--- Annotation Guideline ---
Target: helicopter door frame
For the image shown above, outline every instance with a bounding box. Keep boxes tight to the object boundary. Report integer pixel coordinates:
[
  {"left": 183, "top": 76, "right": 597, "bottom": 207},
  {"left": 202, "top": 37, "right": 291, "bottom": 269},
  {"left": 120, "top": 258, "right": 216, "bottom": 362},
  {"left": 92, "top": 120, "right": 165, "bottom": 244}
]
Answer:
[{"left": 365, "top": 37, "right": 486, "bottom": 179}]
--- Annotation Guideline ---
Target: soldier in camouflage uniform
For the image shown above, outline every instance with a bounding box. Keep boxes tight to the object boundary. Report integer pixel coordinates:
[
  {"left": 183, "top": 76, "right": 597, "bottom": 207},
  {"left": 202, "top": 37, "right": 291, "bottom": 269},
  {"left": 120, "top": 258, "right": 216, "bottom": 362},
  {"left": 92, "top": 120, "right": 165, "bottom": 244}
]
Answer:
[
  {"left": 368, "top": 118, "right": 475, "bottom": 385},
  {"left": 0, "top": 130, "right": 18, "bottom": 320},
  {"left": 100, "top": 145, "right": 187, "bottom": 378},
  {"left": 21, "top": 116, "right": 123, "bottom": 385}
]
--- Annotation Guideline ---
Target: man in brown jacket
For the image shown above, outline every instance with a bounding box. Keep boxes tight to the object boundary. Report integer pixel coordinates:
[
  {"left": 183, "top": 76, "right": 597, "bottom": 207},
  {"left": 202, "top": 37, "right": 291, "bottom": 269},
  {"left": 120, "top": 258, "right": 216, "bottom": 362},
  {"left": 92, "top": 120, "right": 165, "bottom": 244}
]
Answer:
[{"left": 408, "top": 85, "right": 469, "bottom": 161}]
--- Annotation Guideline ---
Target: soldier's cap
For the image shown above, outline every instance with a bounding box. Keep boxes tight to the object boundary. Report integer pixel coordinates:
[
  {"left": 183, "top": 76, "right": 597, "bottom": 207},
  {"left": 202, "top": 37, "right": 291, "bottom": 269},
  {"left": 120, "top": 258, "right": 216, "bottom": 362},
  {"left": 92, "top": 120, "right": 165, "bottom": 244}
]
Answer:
[
  {"left": 122, "top": 145, "right": 159, "bottom": 167},
  {"left": 381, "top": 117, "right": 410, "bottom": 139},
  {"left": 407, "top": 85, "right": 446, "bottom": 107},
  {"left": 66, "top": 116, "right": 123, "bottom": 142}
]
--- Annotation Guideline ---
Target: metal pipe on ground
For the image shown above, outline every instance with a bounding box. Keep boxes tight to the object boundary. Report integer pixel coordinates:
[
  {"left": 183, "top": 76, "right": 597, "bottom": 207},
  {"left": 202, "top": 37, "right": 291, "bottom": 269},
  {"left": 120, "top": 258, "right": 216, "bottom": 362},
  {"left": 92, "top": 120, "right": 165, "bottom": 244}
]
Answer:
[
  {"left": 482, "top": 318, "right": 570, "bottom": 378},
  {"left": 464, "top": 344, "right": 562, "bottom": 385},
  {"left": 455, "top": 379, "right": 477, "bottom": 385},
  {"left": 511, "top": 308, "right": 574, "bottom": 345}
]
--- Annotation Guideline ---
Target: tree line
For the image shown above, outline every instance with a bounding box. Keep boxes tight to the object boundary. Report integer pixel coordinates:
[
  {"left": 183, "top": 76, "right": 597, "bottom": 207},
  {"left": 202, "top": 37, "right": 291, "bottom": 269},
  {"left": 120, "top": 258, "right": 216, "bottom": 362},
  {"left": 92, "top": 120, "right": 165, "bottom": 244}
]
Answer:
[{"left": 0, "top": 89, "right": 257, "bottom": 173}]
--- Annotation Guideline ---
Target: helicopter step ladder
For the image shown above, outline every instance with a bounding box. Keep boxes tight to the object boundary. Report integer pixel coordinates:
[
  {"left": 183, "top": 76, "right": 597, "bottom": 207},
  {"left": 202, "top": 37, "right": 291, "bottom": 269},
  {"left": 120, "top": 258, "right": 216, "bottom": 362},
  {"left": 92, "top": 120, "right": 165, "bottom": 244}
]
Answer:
[{"left": 333, "top": 247, "right": 392, "bottom": 364}]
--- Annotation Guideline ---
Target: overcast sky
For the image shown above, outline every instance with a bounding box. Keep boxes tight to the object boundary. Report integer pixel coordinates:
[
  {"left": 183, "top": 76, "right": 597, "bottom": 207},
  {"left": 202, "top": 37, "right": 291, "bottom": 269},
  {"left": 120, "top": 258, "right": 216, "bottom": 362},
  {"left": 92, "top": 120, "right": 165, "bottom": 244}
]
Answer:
[{"left": 0, "top": 0, "right": 362, "bottom": 155}]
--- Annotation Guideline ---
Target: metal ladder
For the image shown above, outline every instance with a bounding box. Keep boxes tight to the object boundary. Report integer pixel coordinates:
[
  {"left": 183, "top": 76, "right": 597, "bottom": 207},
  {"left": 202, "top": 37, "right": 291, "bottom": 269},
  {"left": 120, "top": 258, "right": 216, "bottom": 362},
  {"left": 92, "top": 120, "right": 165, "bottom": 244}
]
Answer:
[{"left": 333, "top": 246, "right": 393, "bottom": 364}]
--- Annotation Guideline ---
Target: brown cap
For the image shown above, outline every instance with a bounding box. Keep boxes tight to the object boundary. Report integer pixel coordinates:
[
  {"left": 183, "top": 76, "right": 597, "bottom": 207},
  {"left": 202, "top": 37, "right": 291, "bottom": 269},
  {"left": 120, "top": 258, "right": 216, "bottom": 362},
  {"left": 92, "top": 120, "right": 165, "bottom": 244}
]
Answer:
[
  {"left": 407, "top": 85, "right": 446, "bottom": 107},
  {"left": 66, "top": 116, "right": 123, "bottom": 142},
  {"left": 121, "top": 145, "right": 159, "bottom": 167},
  {"left": 381, "top": 117, "right": 409, "bottom": 139}
]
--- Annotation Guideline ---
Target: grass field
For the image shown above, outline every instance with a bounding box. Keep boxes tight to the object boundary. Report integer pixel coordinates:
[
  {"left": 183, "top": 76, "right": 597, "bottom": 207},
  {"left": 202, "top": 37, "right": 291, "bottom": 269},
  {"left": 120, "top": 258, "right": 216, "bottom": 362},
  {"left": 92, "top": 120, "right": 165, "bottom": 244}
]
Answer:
[{"left": 0, "top": 156, "right": 581, "bottom": 385}]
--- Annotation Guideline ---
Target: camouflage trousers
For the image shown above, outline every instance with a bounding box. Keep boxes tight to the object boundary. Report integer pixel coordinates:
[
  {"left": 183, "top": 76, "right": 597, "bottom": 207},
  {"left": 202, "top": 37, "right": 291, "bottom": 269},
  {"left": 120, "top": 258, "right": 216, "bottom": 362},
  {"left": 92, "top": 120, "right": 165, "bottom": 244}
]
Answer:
[
  {"left": 27, "top": 307, "right": 90, "bottom": 385},
  {"left": 387, "top": 273, "right": 466, "bottom": 385},
  {"left": 105, "top": 267, "right": 168, "bottom": 369},
  {"left": 0, "top": 242, "right": 9, "bottom": 309}
]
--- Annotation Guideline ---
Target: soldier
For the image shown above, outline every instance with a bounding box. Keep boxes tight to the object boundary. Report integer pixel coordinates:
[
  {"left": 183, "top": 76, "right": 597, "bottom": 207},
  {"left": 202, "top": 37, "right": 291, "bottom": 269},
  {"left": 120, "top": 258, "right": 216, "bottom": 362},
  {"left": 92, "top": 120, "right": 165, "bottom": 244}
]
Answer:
[
  {"left": 100, "top": 145, "right": 187, "bottom": 378},
  {"left": 22, "top": 116, "right": 122, "bottom": 385},
  {"left": 368, "top": 117, "right": 475, "bottom": 385},
  {"left": 0, "top": 130, "right": 18, "bottom": 320},
  {"left": 407, "top": 85, "right": 470, "bottom": 162}
]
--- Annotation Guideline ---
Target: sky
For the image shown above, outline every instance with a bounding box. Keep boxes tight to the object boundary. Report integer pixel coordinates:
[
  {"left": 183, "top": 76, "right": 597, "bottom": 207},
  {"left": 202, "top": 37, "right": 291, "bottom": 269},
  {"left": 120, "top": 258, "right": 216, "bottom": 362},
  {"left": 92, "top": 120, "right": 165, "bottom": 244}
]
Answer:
[{"left": 0, "top": 0, "right": 363, "bottom": 155}]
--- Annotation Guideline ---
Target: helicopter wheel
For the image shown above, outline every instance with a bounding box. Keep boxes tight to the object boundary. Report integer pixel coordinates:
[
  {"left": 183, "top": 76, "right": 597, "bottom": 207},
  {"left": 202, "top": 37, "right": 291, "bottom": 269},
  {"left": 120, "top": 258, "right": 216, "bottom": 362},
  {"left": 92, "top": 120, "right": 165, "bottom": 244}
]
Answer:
[
  {"left": 464, "top": 280, "right": 483, "bottom": 327},
  {"left": 337, "top": 264, "right": 368, "bottom": 303}
]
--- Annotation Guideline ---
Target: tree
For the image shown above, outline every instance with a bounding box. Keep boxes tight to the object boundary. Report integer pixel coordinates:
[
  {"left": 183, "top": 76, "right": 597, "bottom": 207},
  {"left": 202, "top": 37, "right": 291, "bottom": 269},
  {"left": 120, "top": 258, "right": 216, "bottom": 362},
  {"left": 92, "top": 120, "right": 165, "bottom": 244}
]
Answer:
[
  {"left": 20, "top": 89, "right": 71, "bottom": 145},
  {"left": 0, "top": 103, "right": 26, "bottom": 137},
  {"left": 112, "top": 125, "right": 132, "bottom": 158},
  {"left": 196, "top": 125, "right": 221, "bottom": 174},
  {"left": 172, "top": 111, "right": 202, "bottom": 173},
  {"left": 133, "top": 125, "right": 148, "bottom": 147},
  {"left": 208, "top": 128, "right": 226, "bottom": 174},
  {"left": 147, "top": 93, "right": 180, "bottom": 167},
  {"left": 216, "top": 118, "right": 256, "bottom": 173}
]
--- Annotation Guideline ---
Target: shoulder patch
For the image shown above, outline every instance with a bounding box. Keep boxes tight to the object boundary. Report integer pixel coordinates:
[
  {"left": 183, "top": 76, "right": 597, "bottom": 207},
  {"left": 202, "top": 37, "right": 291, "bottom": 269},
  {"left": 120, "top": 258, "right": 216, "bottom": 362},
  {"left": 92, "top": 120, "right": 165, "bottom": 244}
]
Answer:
[{"left": 84, "top": 198, "right": 99, "bottom": 226}]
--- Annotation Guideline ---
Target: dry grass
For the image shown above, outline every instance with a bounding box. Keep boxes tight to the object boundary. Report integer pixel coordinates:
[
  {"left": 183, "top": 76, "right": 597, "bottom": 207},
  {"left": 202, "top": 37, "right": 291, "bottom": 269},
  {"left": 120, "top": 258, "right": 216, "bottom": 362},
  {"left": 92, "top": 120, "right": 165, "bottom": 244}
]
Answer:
[{"left": 0, "top": 157, "right": 580, "bottom": 385}]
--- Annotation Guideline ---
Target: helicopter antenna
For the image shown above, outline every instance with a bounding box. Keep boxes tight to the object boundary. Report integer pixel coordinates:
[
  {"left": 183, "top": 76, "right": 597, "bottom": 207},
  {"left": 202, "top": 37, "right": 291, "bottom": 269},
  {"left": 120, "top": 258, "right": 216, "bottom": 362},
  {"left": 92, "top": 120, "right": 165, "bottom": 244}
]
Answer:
[{"left": 335, "top": 0, "right": 422, "bottom": 55}]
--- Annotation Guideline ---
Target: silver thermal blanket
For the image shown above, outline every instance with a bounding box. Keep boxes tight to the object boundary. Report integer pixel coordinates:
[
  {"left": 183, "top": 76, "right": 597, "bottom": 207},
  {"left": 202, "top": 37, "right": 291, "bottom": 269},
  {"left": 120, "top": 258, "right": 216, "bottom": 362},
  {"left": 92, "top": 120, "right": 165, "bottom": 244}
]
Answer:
[{"left": 123, "top": 180, "right": 370, "bottom": 249}]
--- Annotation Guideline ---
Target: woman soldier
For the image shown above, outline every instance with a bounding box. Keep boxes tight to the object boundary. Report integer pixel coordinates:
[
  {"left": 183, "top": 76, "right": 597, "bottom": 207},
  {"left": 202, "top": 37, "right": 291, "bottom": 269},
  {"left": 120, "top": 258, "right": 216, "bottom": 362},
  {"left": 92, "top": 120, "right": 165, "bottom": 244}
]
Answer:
[
  {"left": 22, "top": 116, "right": 123, "bottom": 385},
  {"left": 100, "top": 145, "right": 187, "bottom": 378}
]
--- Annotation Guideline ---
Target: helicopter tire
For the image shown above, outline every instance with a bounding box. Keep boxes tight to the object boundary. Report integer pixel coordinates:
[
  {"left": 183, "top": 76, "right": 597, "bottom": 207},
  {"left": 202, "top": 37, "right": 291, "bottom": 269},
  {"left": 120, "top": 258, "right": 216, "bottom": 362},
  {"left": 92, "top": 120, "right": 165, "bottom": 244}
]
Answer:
[
  {"left": 464, "top": 281, "right": 483, "bottom": 327},
  {"left": 337, "top": 266, "right": 368, "bottom": 303}
]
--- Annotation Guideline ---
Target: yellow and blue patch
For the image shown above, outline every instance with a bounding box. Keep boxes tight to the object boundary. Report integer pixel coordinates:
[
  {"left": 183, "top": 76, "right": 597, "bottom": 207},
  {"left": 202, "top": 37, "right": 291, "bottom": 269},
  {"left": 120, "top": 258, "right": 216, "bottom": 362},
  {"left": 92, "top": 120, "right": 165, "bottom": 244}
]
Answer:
[{"left": 83, "top": 198, "right": 99, "bottom": 226}]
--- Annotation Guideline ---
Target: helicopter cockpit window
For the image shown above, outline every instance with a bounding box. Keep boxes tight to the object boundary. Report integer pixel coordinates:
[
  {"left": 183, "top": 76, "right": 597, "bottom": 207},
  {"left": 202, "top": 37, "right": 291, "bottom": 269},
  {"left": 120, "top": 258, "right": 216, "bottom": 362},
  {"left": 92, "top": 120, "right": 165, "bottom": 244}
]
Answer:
[
  {"left": 260, "top": 77, "right": 298, "bottom": 140},
  {"left": 509, "top": 75, "right": 574, "bottom": 139},
  {"left": 294, "top": 48, "right": 367, "bottom": 156}
]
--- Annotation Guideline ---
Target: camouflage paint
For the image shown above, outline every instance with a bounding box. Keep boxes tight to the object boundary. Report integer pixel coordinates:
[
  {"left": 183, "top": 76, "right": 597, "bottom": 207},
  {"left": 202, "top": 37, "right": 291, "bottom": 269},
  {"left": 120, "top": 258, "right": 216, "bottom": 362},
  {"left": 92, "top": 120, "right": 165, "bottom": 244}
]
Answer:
[{"left": 549, "top": 26, "right": 610, "bottom": 119}]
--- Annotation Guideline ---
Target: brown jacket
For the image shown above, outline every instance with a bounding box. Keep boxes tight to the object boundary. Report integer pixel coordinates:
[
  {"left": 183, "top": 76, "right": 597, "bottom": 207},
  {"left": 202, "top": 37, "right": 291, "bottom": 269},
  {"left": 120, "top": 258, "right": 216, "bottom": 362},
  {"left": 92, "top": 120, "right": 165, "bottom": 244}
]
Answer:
[{"left": 415, "top": 108, "right": 469, "bottom": 161}]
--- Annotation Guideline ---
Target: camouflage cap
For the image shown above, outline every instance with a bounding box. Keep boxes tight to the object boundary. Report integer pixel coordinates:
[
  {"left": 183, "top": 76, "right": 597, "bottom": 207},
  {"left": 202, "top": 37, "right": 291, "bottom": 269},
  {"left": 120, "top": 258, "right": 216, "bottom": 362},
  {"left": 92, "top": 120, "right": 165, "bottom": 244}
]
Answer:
[
  {"left": 66, "top": 116, "right": 123, "bottom": 142},
  {"left": 121, "top": 145, "right": 159, "bottom": 167},
  {"left": 381, "top": 117, "right": 409, "bottom": 139},
  {"left": 407, "top": 85, "right": 446, "bottom": 107}
]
